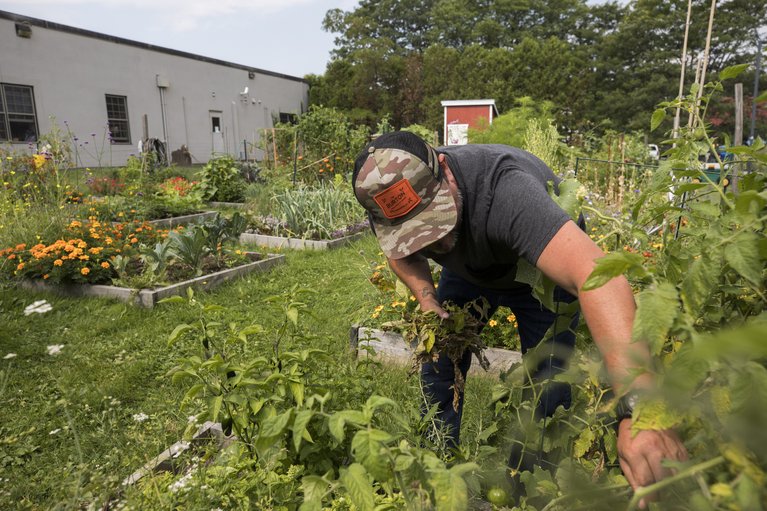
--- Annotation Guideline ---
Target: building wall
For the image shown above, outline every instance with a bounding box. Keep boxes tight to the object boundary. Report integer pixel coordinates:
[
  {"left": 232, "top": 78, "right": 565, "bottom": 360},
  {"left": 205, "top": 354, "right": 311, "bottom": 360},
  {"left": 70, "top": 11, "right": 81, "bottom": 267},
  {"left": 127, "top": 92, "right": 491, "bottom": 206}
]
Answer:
[{"left": 0, "top": 13, "right": 308, "bottom": 167}]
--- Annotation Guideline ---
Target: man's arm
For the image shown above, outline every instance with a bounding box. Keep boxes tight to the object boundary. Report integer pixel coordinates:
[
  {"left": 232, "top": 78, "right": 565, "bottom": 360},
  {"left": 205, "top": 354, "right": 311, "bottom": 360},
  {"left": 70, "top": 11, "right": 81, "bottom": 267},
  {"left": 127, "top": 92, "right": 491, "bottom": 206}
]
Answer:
[
  {"left": 387, "top": 254, "right": 448, "bottom": 319},
  {"left": 536, "top": 220, "right": 688, "bottom": 508}
]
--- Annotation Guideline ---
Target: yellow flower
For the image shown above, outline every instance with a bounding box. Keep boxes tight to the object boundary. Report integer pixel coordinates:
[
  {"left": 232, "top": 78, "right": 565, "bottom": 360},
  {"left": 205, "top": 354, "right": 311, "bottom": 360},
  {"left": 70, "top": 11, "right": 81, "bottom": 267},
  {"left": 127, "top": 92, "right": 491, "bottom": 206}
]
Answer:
[
  {"left": 391, "top": 301, "right": 406, "bottom": 308},
  {"left": 374, "top": 305, "right": 384, "bottom": 312},
  {"left": 101, "top": 262, "right": 110, "bottom": 269},
  {"left": 78, "top": 255, "right": 89, "bottom": 261},
  {"left": 81, "top": 267, "right": 90, "bottom": 275},
  {"left": 506, "top": 314, "right": 516, "bottom": 323},
  {"left": 32, "top": 154, "right": 46, "bottom": 169},
  {"left": 69, "top": 221, "right": 82, "bottom": 228},
  {"left": 488, "top": 320, "right": 498, "bottom": 327},
  {"left": 53, "top": 259, "right": 63, "bottom": 266}
]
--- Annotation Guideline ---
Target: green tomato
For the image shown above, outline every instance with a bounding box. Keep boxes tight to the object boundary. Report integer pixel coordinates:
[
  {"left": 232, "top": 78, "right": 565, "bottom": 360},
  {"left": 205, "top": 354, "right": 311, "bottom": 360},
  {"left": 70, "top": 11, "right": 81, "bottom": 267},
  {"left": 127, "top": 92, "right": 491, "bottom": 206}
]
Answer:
[{"left": 487, "top": 487, "right": 508, "bottom": 506}]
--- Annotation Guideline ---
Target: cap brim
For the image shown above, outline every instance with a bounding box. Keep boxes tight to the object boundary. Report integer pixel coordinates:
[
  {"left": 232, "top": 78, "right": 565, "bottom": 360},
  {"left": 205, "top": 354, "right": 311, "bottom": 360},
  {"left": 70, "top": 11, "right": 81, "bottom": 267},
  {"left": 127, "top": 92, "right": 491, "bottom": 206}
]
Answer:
[{"left": 372, "top": 177, "right": 458, "bottom": 259}]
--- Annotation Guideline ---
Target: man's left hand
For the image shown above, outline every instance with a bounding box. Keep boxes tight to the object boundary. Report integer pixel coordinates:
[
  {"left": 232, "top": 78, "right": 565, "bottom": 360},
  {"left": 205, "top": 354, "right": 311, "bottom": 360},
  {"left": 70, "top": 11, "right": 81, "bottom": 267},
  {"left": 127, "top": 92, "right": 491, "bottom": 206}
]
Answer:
[{"left": 617, "top": 419, "right": 688, "bottom": 509}]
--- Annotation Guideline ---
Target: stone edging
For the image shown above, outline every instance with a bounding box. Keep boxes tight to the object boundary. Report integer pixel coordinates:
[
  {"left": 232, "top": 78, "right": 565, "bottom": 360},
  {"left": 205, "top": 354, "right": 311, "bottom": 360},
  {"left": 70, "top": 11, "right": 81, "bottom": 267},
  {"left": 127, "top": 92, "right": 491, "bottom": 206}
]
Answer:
[
  {"left": 19, "top": 253, "right": 285, "bottom": 308},
  {"left": 145, "top": 211, "right": 218, "bottom": 228},
  {"left": 239, "top": 231, "right": 366, "bottom": 251},
  {"left": 349, "top": 326, "right": 522, "bottom": 377},
  {"left": 122, "top": 421, "right": 230, "bottom": 487}
]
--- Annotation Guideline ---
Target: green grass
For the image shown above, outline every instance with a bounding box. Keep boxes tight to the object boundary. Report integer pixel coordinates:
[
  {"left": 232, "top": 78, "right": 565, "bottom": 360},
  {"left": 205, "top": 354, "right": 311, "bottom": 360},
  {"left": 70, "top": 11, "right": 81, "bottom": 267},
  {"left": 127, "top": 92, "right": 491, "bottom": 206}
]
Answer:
[{"left": 0, "top": 234, "right": 498, "bottom": 509}]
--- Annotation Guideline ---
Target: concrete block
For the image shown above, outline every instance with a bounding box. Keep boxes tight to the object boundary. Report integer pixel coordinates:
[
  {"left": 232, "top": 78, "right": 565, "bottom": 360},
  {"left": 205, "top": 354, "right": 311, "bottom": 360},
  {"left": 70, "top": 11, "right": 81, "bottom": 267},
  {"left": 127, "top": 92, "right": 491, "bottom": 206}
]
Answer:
[
  {"left": 239, "top": 231, "right": 365, "bottom": 251},
  {"left": 19, "top": 253, "right": 285, "bottom": 308},
  {"left": 354, "top": 327, "right": 522, "bottom": 377}
]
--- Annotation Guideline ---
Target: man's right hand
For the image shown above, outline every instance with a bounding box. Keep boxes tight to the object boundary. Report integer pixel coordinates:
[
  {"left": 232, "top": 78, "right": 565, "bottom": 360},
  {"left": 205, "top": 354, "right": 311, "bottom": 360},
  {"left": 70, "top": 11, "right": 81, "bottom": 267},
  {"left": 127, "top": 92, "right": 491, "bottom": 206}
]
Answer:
[{"left": 419, "top": 295, "right": 449, "bottom": 319}]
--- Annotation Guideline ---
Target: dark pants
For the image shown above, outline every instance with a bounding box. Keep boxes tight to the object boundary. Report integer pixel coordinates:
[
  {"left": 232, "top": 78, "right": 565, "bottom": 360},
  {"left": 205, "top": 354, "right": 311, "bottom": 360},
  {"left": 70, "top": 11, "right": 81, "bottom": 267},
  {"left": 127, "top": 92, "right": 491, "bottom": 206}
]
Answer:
[{"left": 421, "top": 267, "right": 579, "bottom": 451}]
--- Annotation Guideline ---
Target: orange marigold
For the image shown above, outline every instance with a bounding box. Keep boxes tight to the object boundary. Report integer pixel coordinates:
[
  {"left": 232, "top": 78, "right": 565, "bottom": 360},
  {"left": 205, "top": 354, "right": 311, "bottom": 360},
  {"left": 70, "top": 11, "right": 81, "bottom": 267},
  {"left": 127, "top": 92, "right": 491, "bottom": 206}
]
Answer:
[
  {"left": 54, "top": 259, "right": 63, "bottom": 266},
  {"left": 81, "top": 267, "right": 90, "bottom": 275},
  {"left": 101, "top": 262, "right": 110, "bottom": 269},
  {"left": 15, "top": 243, "right": 26, "bottom": 251},
  {"left": 130, "top": 238, "right": 138, "bottom": 244},
  {"left": 7, "top": 254, "right": 16, "bottom": 260},
  {"left": 43, "top": 274, "right": 49, "bottom": 279},
  {"left": 16, "top": 262, "right": 24, "bottom": 270}
]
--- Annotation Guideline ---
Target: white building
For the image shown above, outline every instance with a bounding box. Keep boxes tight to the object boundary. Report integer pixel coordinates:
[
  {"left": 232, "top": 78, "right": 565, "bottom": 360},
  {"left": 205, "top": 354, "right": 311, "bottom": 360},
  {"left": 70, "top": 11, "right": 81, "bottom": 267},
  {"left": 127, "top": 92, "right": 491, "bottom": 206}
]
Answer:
[{"left": 0, "top": 10, "right": 309, "bottom": 166}]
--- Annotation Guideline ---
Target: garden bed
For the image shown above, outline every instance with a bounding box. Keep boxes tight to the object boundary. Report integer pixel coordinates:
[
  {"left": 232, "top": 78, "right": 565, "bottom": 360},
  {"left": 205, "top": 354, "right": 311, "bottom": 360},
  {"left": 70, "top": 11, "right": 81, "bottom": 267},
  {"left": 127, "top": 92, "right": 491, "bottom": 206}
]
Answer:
[
  {"left": 239, "top": 231, "right": 366, "bottom": 251},
  {"left": 19, "top": 252, "right": 285, "bottom": 307},
  {"left": 350, "top": 326, "right": 522, "bottom": 377},
  {"left": 208, "top": 201, "right": 246, "bottom": 209},
  {"left": 144, "top": 211, "right": 218, "bottom": 228},
  {"left": 122, "top": 421, "right": 230, "bottom": 487}
]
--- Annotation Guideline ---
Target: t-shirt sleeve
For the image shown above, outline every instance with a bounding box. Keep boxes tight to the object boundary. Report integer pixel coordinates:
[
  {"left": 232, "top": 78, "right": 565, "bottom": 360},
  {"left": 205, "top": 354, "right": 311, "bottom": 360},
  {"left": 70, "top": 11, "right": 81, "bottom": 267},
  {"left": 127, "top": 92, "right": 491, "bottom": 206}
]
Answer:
[{"left": 485, "top": 170, "right": 571, "bottom": 266}]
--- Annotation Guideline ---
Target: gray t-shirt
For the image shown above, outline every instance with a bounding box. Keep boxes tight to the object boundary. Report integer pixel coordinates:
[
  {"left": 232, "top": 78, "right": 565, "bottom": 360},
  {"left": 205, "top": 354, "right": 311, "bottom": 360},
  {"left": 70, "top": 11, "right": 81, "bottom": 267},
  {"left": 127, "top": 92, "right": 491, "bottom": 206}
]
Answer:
[{"left": 422, "top": 144, "right": 571, "bottom": 290}]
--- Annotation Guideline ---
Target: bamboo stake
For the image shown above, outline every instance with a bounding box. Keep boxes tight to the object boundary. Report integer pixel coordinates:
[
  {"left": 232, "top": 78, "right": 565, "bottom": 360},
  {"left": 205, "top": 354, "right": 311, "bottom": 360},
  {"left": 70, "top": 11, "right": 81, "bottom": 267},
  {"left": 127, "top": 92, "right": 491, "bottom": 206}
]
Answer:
[
  {"left": 692, "top": 0, "right": 718, "bottom": 129},
  {"left": 673, "top": 0, "right": 694, "bottom": 140}
]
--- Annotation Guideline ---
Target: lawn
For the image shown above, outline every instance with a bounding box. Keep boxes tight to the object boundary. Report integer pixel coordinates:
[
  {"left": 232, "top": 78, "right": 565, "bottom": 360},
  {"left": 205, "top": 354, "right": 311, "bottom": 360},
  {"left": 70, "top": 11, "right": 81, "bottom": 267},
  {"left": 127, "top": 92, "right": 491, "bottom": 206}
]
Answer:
[{"left": 0, "top": 234, "right": 498, "bottom": 509}]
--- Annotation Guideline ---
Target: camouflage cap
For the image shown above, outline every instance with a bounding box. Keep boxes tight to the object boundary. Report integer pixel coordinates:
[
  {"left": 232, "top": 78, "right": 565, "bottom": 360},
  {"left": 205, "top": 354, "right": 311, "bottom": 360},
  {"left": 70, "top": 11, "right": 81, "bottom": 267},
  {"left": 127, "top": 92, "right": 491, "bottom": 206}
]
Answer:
[{"left": 353, "top": 131, "right": 457, "bottom": 259}]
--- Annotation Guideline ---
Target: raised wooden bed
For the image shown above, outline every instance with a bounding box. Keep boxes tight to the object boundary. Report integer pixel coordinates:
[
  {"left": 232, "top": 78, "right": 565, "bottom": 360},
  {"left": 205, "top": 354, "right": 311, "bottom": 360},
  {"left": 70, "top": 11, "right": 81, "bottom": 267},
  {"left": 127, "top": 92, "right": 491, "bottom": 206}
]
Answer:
[
  {"left": 122, "top": 421, "right": 229, "bottom": 486},
  {"left": 239, "top": 231, "right": 366, "bottom": 251},
  {"left": 349, "top": 326, "right": 522, "bottom": 377},
  {"left": 145, "top": 211, "right": 218, "bottom": 228},
  {"left": 208, "top": 201, "right": 246, "bottom": 209},
  {"left": 19, "top": 253, "right": 285, "bottom": 308}
]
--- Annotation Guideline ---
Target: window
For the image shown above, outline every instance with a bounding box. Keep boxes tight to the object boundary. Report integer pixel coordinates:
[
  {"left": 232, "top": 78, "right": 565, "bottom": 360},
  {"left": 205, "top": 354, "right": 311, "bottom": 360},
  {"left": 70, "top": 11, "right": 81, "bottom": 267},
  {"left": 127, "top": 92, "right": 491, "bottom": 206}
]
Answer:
[
  {"left": 279, "top": 112, "right": 297, "bottom": 125},
  {"left": 0, "top": 84, "right": 38, "bottom": 142},
  {"left": 105, "top": 94, "right": 131, "bottom": 144}
]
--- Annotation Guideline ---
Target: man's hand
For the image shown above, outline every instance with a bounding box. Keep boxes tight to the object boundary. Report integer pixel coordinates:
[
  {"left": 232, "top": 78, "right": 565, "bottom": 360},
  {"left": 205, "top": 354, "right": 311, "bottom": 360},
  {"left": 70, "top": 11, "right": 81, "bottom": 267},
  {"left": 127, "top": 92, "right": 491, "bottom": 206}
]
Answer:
[
  {"left": 617, "top": 419, "right": 688, "bottom": 508},
  {"left": 418, "top": 289, "right": 448, "bottom": 319}
]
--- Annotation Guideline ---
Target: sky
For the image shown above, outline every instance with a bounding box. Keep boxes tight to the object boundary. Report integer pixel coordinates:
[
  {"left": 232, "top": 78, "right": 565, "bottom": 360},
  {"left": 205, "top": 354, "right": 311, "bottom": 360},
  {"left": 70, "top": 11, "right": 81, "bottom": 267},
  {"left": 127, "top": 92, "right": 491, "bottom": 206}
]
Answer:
[{"left": 0, "top": 0, "right": 358, "bottom": 78}]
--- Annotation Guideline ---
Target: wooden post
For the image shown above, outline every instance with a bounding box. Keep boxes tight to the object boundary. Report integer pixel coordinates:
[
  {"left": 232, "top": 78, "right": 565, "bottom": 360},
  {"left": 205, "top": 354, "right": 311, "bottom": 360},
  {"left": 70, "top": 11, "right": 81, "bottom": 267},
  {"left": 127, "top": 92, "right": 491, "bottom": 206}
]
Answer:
[
  {"left": 734, "top": 83, "right": 744, "bottom": 145},
  {"left": 272, "top": 128, "right": 278, "bottom": 166},
  {"left": 673, "top": 0, "right": 694, "bottom": 141},
  {"left": 733, "top": 83, "right": 743, "bottom": 194},
  {"left": 142, "top": 114, "right": 149, "bottom": 141}
]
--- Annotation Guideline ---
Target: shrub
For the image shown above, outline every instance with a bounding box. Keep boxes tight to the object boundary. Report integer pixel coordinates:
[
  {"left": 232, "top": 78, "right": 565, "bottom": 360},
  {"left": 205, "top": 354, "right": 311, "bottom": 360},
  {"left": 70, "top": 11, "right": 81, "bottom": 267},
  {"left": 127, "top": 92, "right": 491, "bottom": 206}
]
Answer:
[{"left": 198, "top": 155, "right": 247, "bottom": 202}]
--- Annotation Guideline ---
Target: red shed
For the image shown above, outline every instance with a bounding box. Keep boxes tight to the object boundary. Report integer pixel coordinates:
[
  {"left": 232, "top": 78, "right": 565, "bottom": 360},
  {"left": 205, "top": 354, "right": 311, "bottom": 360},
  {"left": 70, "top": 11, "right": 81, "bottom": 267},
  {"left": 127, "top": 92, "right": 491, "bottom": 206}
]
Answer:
[{"left": 441, "top": 99, "right": 499, "bottom": 146}]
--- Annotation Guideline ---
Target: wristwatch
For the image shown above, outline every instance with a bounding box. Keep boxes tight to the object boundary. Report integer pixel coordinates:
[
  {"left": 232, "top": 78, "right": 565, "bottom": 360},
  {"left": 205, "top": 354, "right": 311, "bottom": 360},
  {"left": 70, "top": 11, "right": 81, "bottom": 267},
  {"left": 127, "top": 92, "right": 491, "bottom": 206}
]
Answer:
[{"left": 615, "top": 390, "right": 642, "bottom": 422}]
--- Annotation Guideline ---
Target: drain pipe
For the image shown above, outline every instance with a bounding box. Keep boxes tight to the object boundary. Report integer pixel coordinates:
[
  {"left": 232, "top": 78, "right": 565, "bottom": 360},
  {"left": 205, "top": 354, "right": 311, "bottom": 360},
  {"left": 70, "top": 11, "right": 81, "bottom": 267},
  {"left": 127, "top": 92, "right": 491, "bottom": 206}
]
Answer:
[{"left": 156, "top": 74, "right": 170, "bottom": 165}]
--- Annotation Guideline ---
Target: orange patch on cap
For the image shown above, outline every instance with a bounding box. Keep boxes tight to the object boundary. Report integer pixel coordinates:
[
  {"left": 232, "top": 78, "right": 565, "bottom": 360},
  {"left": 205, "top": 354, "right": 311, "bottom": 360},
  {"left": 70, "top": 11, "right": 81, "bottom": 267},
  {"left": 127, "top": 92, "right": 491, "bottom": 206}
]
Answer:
[{"left": 373, "top": 179, "right": 421, "bottom": 219}]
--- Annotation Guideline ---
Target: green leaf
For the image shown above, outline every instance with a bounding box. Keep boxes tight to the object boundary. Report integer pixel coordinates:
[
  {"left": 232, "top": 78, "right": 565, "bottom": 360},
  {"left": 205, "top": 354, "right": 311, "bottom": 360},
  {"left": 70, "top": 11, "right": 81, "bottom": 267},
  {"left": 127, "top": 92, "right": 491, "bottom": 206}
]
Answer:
[
  {"left": 424, "top": 330, "right": 436, "bottom": 353},
  {"left": 724, "top": 232, "right": 762, "bottom": 284},
  {"left": 352, "top": 429, "right": 393, "bottom": 480},
  {"left": 681, "top": 255, "right": 718, "bottom": 316},
  {"left": 299, "top": 475, "right": 328, "bottom": 511},
  {"left": 719, "top": 63, "right": 749, "bottom": 81},
  {"left": 582, "top": 252, "right": 646, "bottom": 291},
  {"left": 651, "top": 108, "right": 666, "bottom": 132},
  {"left": 328, "top": 410, "right": 368, "bottom": 443},
  {"left": 573, "top": 427, "right": 595, "bottom": 458},
  {"left": 209, "top": 395, "right": 223, "bottom": 422},
  {"left": 289, "top": 381, "right": 305, "bottom": 407},
  {"left": 259, "top": 409, "right": 293, "bottom": 438},
  {"left": 756, "top": 90, "right": 767, "bottom": 103},
  {"left": 631, "top": 398, "right": 682, "bottom": 433},
  {"left": 292, "top": 410, "right": 314, "bottom": 452},
  {"left": 158, "top": 295, "right": 186, "bottom": 305},
  {"left": 167, "top": 324, "right": 193, "bottom": 345},
  {"left": 632, "top": 283, "right": 679, "bottom": 355},
  {"left": 287, "top": 306, "right": 299, "bottom": 326},
  {"left": 429, "top": 463, "right": 477, "bottom": 511},
  {"left": 340, "top": 463, "right": 375, "bottom": 511}
]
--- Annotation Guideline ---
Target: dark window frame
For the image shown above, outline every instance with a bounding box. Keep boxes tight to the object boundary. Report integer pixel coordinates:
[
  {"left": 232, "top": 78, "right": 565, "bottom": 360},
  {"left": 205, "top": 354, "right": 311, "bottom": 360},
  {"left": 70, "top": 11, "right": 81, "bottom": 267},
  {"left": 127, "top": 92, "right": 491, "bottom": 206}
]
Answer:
[
  {"left": 0, "top": 83, "right": 39, "bottom": 143},
  {"left": 105, "top": 94, "right": 131, "bottom": 144}
]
